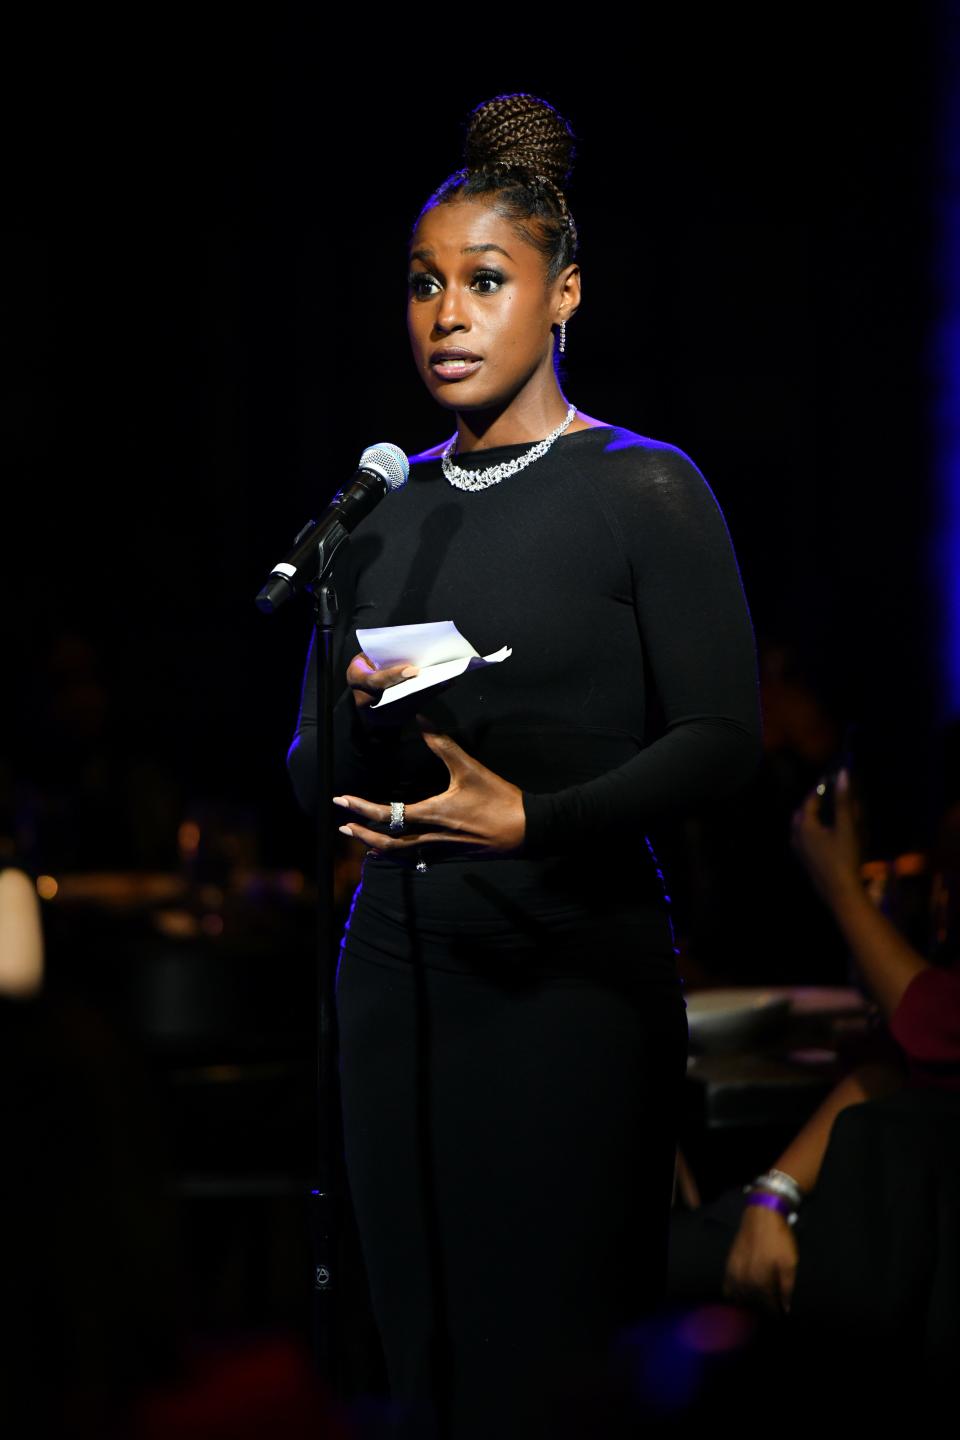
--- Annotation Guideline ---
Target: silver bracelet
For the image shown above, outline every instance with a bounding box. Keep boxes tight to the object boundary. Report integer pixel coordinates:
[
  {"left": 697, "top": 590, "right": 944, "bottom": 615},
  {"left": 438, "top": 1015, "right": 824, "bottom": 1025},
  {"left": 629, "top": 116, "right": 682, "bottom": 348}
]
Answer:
[{"left": 742, "top": 1168, "right": 804, "bottom": 1210}]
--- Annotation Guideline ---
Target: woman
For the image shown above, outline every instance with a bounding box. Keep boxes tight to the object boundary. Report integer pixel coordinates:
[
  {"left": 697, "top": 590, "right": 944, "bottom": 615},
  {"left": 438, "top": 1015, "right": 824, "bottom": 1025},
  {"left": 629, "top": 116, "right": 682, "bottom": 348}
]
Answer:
[
  {"left": 288, "top": 93, "right": 762, "bottom": 1438},
  {"left": 719, "top": 768, "right": 960, "bottom": 1326}
]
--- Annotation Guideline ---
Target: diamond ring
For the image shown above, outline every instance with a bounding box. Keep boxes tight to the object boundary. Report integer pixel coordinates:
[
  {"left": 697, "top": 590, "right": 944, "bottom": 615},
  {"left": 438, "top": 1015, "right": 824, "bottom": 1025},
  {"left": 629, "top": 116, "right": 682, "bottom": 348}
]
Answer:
[{"left": 389, "top": 801, "right": 405, "bottom": 835}]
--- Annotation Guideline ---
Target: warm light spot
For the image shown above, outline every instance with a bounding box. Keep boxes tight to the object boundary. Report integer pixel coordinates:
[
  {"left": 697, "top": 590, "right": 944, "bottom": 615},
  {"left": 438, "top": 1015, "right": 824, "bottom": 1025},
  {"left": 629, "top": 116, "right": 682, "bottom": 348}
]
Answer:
[
  {"left": 36, "top": 875, "right": 58, "bottom": 900},
  {"left": 200, "top": 1065, "right": 244, "bottom": 1083},
  {"left": 153, "top": 908, "right": 198, "bottom": 939},
  {"left": 178, "top": 820, "right": 201, "bottom": 855},
  {"left": 893, "top": 851, "right": 927, "bottom": 877},
  {"left": 676, "top": 1303, "right": 755, "bottom": 1354},
  {"left": 201, "top": 912, "right": 224, "bottom": 937},
  {"left": 860, "top": 860, "right": 889, "bottom": 882}
]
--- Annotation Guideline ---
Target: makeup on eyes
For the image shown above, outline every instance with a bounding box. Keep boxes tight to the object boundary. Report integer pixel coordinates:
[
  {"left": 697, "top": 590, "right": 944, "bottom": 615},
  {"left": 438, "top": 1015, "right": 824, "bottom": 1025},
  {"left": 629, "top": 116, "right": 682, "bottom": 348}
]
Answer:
[{"left": 407, "top": 266, "right": 507, "bottom": 297}]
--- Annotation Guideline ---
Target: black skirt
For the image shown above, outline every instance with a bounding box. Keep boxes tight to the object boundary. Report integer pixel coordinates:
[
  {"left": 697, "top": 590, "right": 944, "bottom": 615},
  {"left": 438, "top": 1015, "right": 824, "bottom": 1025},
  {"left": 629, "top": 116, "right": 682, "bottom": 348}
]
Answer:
[{"left": 335, "top": 846, "right": 689, "bottom": 1440}]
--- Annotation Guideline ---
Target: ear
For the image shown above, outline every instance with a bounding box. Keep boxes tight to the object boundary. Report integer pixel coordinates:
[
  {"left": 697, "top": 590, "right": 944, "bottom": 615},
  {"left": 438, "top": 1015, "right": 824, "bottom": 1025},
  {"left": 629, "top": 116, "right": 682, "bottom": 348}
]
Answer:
[{"left": 553, "top": 263, "right": 581, "bottom": 325}]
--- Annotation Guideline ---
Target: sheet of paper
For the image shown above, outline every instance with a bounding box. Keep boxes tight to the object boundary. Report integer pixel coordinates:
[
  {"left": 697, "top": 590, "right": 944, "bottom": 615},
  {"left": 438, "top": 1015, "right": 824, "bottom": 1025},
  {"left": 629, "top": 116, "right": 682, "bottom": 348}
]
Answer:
[{"left": 356, "top": 621, "right": 512, "bottom": 706}]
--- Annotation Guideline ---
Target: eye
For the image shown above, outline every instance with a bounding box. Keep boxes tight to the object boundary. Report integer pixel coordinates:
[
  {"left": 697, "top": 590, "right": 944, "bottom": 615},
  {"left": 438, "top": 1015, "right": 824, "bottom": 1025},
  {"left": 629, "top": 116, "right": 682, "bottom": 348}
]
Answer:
[
  {"left": 407, "top": 270, "right": 441, "bottom": 299},
  {"left": 471, "top": 269, "right": 505, "bottom": 294}
]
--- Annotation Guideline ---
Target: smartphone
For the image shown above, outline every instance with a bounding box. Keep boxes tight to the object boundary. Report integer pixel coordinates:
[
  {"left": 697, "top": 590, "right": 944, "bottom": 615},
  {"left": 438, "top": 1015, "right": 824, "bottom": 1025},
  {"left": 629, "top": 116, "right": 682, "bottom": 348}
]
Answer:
[{"left": 816, "top": 722, "right": 858, "bottom": 827}]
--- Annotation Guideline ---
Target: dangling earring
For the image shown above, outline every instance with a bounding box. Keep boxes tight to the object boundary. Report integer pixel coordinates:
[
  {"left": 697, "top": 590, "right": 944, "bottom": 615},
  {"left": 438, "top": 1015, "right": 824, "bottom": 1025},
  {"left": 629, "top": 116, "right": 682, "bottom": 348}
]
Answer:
[{"left": 559, "top": 319, "right": 566, "bottom": 354}]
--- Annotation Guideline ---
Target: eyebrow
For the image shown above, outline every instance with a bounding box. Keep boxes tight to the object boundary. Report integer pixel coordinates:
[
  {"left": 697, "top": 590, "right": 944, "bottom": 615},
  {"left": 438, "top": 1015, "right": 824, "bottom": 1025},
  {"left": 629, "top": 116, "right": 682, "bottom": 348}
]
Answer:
[{"left": 409, "top": 243, "right": 514, "bottom": 264}]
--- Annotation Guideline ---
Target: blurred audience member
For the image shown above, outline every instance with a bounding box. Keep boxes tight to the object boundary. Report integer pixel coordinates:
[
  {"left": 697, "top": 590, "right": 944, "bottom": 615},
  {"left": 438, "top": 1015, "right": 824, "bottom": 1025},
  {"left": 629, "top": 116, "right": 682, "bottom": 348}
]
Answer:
[
  {"left": 670, "top": 765, "right": 960, "bottom": 1354},
  {"left": 0, "top": 859, "right": 354, "bottom": 1437},
  {"left": 0, "top": 861, "right": 44, "bottom": 997}
]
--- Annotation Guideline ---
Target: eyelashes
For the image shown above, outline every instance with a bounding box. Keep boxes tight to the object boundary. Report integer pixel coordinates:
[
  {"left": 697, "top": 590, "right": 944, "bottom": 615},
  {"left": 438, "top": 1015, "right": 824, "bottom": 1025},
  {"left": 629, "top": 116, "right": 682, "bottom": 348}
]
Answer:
[
  {"left": 407, "top": 268, "right": 506, "bottom": 298},
  {"left": 470, "top": 269, "right": 506, "bottom": 294},
  {"left": 407, "top": 271, "right": 440, "bottom": 299}
]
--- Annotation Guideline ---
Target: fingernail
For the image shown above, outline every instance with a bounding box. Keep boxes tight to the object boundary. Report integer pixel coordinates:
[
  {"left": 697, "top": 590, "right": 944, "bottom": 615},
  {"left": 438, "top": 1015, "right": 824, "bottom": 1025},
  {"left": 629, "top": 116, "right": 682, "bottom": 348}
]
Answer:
[
  {"left": 400, "top": 666, "right": 419, "bottom": 678},
  {"left": 332, "top": 796, "right": 348, "bottom": 807},
  {"left": 338, "top": 825, "right": 353, "bottom": 837}
]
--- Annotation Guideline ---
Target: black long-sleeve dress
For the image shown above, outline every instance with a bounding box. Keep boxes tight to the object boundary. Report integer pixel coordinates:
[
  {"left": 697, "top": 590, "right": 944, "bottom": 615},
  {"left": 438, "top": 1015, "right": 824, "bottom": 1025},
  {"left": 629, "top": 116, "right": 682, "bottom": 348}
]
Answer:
[{"left": 287, "top": 424, "right": 761, "bottom": 1438}]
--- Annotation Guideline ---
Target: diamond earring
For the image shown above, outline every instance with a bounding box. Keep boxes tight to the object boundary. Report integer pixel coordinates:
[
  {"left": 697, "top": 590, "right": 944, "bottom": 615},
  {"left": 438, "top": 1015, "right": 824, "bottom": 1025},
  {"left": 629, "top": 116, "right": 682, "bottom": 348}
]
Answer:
[{"left": 559, "top": 320, "right": 566, "bottom": 354}]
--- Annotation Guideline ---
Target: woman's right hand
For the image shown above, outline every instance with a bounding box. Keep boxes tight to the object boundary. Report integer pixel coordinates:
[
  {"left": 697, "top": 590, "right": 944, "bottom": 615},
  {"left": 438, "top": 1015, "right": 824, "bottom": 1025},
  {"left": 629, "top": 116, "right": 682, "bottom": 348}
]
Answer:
[
  {"left": 721, "top": 1203, "right": 799, "bottom": 1316},
  {"left": 347, "top": 652, "right": 419, "bottom": 721}
]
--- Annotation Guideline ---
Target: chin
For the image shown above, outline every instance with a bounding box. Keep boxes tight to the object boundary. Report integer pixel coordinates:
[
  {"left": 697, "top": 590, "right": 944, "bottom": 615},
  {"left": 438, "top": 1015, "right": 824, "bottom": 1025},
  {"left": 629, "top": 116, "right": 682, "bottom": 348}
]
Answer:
[{"left": 428, "top": 383, "right": 506, "bottom": 413}]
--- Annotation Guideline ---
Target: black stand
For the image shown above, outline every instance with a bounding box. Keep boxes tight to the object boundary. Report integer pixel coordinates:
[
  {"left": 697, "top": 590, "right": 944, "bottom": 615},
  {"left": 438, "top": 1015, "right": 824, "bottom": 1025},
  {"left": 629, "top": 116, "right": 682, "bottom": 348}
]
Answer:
[{"left": 308, "top": 578, "right": 344, "bottom": 1384}]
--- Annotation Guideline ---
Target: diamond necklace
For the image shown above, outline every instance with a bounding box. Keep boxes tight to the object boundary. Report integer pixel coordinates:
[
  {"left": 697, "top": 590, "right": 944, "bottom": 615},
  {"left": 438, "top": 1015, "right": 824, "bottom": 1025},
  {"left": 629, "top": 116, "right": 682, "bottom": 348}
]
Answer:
[{"left": 440, "top": 405, "right": 578, "bottom": 491}]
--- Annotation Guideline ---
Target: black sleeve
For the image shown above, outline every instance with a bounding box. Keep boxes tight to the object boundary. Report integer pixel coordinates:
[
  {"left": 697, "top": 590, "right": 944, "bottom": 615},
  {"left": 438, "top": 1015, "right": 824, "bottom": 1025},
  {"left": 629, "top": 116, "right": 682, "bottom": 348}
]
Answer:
[
  {"left": 285, "top": 544, "right": 372, "bottom": 816},
  {"left": 521, "top": 445, "right": 762, "bottom": 855},
  {"left": 286, "top": 635, "right": 359, "bottom": 816}
]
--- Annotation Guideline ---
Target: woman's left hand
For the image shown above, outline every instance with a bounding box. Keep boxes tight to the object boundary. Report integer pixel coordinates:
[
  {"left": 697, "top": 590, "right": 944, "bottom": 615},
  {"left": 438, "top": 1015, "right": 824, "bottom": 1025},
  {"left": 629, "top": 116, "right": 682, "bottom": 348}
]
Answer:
[{"left": 332, "top": 729, "right": 526, "bottom": 855}]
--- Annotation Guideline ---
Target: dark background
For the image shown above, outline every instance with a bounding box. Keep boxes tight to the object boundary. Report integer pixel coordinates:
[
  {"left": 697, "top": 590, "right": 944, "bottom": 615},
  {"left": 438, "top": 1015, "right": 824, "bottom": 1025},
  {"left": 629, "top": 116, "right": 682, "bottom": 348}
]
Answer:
[
  {"left": 2, "top": 8, "right": 952, "bottom": 895},
  {"left": 3, "top": 9, "right": 959, "bottom": 1422}
]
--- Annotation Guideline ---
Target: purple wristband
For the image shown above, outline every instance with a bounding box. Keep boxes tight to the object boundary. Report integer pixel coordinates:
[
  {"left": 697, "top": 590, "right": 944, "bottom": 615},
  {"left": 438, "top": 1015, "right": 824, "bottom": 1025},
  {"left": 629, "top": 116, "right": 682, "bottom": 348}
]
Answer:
[{"left": 745, "top": 1190, "right": 795, "bottom": 1222}]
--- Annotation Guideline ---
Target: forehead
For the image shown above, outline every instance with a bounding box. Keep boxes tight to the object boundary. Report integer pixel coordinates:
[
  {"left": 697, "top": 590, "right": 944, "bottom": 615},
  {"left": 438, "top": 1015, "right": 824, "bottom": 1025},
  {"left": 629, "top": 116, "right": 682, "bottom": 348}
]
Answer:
[{"left": 409, "top": 197, "right": 539, "bottom": 266}]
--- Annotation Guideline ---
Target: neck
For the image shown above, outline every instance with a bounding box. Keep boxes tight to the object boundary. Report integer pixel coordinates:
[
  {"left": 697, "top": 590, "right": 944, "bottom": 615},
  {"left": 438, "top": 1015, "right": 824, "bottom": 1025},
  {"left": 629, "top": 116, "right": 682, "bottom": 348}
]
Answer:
[{"left": 451, "top": 385, "right": 574, "bottom": 453}]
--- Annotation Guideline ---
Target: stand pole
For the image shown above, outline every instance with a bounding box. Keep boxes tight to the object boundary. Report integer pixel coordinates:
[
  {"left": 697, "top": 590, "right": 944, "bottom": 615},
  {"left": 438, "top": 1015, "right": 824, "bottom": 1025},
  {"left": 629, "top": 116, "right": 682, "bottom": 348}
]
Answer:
[{"left": 310, "top": 578, "right": 342, "bottom": 1384}]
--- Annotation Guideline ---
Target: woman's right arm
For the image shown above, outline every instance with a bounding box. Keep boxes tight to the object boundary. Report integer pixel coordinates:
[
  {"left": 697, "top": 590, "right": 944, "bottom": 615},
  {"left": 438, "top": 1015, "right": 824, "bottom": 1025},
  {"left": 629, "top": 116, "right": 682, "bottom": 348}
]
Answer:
[{"left": 286, "top": 633, "right": 420, "bottom": 817}]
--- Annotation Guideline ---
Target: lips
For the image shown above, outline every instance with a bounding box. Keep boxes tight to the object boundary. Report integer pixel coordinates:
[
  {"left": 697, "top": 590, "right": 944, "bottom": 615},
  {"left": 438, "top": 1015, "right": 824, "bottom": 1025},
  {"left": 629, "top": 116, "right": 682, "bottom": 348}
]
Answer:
[{"left": 430, "top": 347, "right": 483, "bottom": 382}]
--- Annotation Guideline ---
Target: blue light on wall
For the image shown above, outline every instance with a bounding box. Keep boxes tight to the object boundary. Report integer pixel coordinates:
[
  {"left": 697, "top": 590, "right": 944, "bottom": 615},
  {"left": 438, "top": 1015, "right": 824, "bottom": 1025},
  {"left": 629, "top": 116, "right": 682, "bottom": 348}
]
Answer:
[{"left": 934, "top": 5, "right": 960, "bottom": 721}]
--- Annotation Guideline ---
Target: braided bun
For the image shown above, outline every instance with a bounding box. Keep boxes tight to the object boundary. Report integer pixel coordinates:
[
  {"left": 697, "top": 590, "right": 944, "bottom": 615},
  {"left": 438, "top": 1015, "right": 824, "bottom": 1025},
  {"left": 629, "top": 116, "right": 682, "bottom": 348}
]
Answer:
[
  {"left": 463, "top": 93, "right": 576, "bottom": 190},
  {"left": 414, "top": 92, "right": 580, "bottom": 283}
]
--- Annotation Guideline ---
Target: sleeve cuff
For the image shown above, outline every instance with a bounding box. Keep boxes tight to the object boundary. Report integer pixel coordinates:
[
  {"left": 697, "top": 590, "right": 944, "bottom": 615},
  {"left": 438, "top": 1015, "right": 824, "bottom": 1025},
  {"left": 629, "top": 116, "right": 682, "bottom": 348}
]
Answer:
[{"left": 521, "top": 791, "right": 554, "bottom": 858}]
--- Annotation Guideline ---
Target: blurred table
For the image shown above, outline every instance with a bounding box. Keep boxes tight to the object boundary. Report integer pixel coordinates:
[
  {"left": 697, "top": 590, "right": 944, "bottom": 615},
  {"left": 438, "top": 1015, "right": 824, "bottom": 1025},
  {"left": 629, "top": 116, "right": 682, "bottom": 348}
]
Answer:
[{"left": 681, "top": 984, "right": 879, "bottom": 1199}]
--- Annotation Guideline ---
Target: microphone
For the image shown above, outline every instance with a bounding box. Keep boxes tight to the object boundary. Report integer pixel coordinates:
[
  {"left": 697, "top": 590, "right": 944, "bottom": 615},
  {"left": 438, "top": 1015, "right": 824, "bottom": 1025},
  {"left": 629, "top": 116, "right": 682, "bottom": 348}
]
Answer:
[{"left": 255, "top": 443, "right": 409, "bottom": 614}]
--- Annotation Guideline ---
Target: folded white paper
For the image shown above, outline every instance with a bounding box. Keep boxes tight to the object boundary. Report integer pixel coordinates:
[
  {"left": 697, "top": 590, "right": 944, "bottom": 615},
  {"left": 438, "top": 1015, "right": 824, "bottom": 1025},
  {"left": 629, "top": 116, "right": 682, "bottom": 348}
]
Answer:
[{"left": 356, "top": 621, "right": 512, "bottom": 707}]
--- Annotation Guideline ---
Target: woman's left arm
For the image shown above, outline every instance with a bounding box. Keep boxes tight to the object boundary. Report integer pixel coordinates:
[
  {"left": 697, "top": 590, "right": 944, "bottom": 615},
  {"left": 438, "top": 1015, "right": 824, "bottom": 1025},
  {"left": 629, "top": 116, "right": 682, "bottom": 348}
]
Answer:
[{"left": 520, "top": 444, "right": 763, "bottom": 855}]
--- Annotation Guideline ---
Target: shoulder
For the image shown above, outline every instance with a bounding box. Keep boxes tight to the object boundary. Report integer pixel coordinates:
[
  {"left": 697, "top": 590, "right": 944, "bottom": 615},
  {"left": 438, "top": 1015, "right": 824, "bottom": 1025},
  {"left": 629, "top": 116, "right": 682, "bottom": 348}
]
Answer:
[
  {"left": 582, "top": 425, "right": 722, "bottom": 514},
  {"left": 573, "top": 426, "right": 745, "bottom": 573},
  {"left": 592, "top": 424, "right": 705, "bottom": 476}
]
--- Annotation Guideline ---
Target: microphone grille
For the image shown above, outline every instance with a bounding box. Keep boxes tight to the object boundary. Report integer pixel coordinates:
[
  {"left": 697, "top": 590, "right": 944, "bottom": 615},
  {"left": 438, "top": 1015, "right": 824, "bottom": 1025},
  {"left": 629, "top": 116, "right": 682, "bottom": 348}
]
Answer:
[{"left": 360, "top": 442, "right": 410, "bottom": 492}]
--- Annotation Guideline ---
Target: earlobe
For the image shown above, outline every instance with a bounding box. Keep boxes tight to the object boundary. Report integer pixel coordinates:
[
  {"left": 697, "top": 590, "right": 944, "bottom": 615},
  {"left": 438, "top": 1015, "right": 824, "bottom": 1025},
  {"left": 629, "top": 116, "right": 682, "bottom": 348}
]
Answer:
[{"left": 560, "top": 263, "right": 581, "bottom": 323}]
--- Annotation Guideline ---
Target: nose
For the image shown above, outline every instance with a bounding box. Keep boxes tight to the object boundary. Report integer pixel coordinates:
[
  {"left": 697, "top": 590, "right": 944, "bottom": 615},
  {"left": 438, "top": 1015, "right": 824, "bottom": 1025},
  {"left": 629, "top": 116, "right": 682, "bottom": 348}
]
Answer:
[{"left": 433, "top": 283, "right": 469, "bottom": 337}]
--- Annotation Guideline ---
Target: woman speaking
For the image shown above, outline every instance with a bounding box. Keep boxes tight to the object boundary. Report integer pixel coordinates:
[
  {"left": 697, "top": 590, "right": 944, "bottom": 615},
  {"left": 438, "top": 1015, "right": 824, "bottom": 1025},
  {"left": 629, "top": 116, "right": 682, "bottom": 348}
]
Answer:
[{"left": 288, "top": 92, "right": 762, "bottom": 1439}]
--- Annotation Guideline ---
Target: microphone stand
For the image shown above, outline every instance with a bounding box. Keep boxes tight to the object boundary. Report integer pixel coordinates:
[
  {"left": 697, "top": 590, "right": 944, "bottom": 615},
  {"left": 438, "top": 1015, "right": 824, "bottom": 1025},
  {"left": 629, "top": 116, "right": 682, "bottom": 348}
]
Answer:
[
  {"left": 258, "top": 442, "right": 409, "bottom": 1391},
  {"left": 256, "top": 527, "right": 350, "bottom": 1390},
  {"left": 309, "top": 575, "right": 343, "bottom": 1387}
]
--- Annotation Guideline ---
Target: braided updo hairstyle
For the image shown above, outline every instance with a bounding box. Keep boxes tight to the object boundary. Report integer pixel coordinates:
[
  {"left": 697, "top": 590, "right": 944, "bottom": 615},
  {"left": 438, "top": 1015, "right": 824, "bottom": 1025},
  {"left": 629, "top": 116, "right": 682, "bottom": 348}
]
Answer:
[{"left": 415, "top": 93, "right": 578, "bottom": 284}]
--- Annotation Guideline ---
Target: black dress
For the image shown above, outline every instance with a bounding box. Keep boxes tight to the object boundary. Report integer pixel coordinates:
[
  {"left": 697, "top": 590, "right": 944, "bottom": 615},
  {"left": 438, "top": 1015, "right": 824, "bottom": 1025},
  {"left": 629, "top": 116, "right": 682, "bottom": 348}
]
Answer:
[{"left": 288, "top": 425, "right": 761, "bottom": 1438}]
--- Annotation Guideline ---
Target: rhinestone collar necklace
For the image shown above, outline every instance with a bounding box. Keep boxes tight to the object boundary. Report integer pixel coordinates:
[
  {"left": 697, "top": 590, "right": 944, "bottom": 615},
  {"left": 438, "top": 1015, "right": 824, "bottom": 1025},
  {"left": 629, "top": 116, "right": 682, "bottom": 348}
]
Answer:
[{"left": 440, "top": 405, "right": 578, "bottom": 491}]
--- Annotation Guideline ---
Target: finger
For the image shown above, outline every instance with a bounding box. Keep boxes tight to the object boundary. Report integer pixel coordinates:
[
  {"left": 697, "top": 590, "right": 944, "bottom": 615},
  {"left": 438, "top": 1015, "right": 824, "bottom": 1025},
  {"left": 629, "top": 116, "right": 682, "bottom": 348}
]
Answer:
[
  {"left": 419, "top": 729, "right": 473, "bottom": 773},
  {"left": 360, "top": 668, "right": 420, "bottom": 696},
  {"left": 349, "top": 658, "right": 419, "bottom": 692},
  {"left": 337, "top": 821, "right": 486, "bottom": 851},
  {"left": 792, "top": 788, "right": 822, "bottom": 833},
  {"left": 332, "top": 795, "right": 393, "bottom": 825},
  {"left": 332, "top": 794, "right": 445, "bottom": 832},
  {"left": 381, "top": 662, "right": 420, "bottom": 683},
  {"left": 346, "top": 653, "right": 377, "bottom": 685}
]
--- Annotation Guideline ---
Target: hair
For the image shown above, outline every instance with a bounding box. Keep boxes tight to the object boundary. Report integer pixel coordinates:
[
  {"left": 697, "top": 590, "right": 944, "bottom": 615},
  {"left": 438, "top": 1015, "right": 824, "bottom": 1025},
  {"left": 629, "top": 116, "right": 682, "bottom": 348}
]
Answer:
[{"left": 413, "top": 93, "right": 579, "bottom": 284}]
